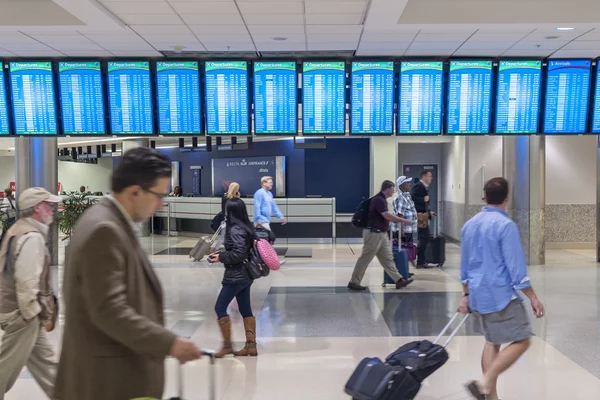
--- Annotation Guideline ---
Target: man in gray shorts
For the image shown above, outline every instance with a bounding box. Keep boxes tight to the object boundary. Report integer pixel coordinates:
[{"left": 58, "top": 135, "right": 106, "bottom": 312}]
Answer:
[{"left": 458, "top": 177, "right": 545, "bottom": 400}]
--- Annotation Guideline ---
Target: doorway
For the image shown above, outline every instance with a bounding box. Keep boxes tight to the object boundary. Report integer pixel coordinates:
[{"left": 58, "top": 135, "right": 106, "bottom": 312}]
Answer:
[{"left": 402, "top": 164, "right": 439, "bottom": 234}]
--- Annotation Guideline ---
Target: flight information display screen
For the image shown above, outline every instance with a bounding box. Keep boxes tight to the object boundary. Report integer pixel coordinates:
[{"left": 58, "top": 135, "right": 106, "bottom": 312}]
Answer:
[
  {"left": 0, "top": 72, "right": 8, "bottom": 135},
  {"left": 253, "top": 61, "right": 297, "bottom": 135},
  {"left": 9, "top": 61, "right": 57, "bottom": 135},
  {"left": 496, "top": 60, "right": 542, "bottom": 134},
  {"left": 399, "top": 61, "right": 443, "bottom": 134},
  {"left": 107, "top": 61, "right": 153, "bottom": 135},
  {"left": 447, "top": 60, "right": 492, "bottom": 134},
  {"left": 593, "top": 67, "right": 600, "bottom": 133},
  {"left": 544, "top": 60, "right": 591, "bottom": 134},
  {"left": 156, "top": 61, "right": 201, "bottom": 135},
  {"left": 350, "top": 61, "right": 394, "bottom": 135},
  {"left": 205, "top": 61, "right": 249, "bottom": 135},
  {"left": 302, "top": 61, "right": 346, "bottom": 135},
  {"left": 58, "top": 61, "right": 105, "bottom": 135}
]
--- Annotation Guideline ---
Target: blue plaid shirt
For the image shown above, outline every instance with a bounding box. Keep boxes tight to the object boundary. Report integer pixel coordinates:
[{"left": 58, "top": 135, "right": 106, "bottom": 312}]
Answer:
[{"left": 392, "top": 191, "right": 417, "bottom": 233}]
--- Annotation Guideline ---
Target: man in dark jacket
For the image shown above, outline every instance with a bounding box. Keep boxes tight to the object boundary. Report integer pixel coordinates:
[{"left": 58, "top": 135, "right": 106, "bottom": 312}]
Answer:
[{"left": 411, "top": 169, "right": 435, "bottom": 268}]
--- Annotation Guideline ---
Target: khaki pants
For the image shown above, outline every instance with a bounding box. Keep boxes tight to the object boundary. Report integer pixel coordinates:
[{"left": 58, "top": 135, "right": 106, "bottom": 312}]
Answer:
[
  {"left": 350, "top": 230, "right": 402, "bottom": 285},
  {"left": 0, "top": 313, "right": 56, "bottom": 400}
]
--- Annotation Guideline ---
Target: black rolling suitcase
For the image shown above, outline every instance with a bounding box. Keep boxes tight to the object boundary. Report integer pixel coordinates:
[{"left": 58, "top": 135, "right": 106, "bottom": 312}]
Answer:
[
  {"left": 425, "top": 217, "right": 445, "bottom": 267},
  {"left": 344, "top": 357, "right": 420, "bottom": 400}
]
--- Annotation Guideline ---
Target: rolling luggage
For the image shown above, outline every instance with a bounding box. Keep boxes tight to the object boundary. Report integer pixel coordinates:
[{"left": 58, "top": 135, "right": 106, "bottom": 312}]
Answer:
[
  {"left": 167, "top": 351, "right": 216, "bottom": 400},
  {"left": 383, "top": 249, "right": 409, "bottom": 287},
  {"left": 189, "top": 224, "right": 222, "bottom": 262},
  {"left": 425, "top": 217, "right": 445, "bottom": 267},
  {"left": 385, "top": 312, "right": 470, "bottom": 383},
  {"left": 344, "top": 357, "right": 421, "bottom": 400}
]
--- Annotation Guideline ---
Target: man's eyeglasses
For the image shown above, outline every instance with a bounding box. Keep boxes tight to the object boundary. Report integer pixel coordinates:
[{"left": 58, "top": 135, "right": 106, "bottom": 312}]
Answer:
[{"left": 143, "top": 188, "right": 169, "bottom": 200}]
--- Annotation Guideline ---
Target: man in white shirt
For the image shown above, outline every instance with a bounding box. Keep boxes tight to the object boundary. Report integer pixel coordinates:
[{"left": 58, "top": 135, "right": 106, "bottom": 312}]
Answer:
[{"left": 0, "top": 187, "right": 61, "bottom": 400}]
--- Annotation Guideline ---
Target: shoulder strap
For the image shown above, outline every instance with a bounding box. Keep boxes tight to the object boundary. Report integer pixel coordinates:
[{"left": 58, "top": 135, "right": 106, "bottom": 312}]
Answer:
[
  {"left": 8, "top": 198, "right": 16, "bottom": 212},
  {"left": 3, "top": 232, "right": 36, "bottom": 275}
]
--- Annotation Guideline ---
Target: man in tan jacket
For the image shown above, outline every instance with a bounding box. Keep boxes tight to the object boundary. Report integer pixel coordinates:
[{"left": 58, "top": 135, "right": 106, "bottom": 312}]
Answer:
[
  {"left": 54, "top": 148, "right": 203, "bottom": 400},
  {"left": 0, "top": 187, "right": 61, "bottom": 400}
]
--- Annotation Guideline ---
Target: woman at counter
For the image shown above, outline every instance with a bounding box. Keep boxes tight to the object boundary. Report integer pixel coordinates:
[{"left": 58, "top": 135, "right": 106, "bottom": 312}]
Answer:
[{"left": 208, "top": 197, "right": 258, "bottom": 358}]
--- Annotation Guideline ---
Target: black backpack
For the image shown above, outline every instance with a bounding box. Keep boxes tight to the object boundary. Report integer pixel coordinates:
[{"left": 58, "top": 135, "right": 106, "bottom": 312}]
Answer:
[{"left": 352, "top": 197, "right": 371, "bottom": 229}]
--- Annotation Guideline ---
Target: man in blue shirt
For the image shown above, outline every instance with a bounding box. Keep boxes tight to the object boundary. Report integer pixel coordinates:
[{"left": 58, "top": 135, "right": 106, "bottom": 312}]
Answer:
[
  {"left": 253, "top": 176, "right": 286, "bottom": 232},
  {"left": 459, "top": 177, "right": 544, "bottom": 400}
]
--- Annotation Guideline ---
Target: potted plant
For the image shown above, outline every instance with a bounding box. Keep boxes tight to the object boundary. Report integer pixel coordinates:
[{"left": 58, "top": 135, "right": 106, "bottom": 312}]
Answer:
[{"left": 58, "top": 192, "right": 98, "bottom": 242}]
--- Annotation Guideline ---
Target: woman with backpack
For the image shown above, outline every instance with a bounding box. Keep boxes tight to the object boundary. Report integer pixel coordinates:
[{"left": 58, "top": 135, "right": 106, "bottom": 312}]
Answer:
[{"left": 207, "top": 197, "right": 258, "bottom": 358}]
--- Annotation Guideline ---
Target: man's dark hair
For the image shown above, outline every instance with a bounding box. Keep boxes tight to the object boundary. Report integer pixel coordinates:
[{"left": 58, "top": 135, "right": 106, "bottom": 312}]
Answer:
[
  {"left": 484, "top": 177, "right": 509, "bottom": 205},
  {"left": 381, "top": 180, "right": 395, "bottom": 192},
  {"left": 111, "top": 148, "right": 172, "bottom": 193},
  {"left": 420, "top": 169, "right": 432, "bottom": 178}
]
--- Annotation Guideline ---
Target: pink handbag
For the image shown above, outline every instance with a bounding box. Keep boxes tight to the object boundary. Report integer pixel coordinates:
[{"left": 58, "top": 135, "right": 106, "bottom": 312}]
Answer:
[{"left": 256, "top": 239, "right": 281, "bottom": 271}]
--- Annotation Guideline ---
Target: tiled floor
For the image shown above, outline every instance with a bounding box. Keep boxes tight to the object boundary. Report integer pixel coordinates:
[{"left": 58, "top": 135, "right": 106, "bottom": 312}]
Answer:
[{"left": 5, "top": 237, "right": 600, "bottom": 399}]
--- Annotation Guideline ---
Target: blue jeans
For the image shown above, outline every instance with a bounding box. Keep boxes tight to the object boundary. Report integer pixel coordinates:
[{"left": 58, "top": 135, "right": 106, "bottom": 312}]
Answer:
[{"left": 214, "top": 282, "right": 253, "bottom": 319}]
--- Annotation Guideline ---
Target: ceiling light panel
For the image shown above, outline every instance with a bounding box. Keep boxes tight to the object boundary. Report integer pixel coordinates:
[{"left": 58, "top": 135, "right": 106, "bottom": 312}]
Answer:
[
  {"left": 238, "top": 2, "right": 303, "bottom": 14},
  {"left": 304, "top": 2, "right": 366, "bottom": 14}
]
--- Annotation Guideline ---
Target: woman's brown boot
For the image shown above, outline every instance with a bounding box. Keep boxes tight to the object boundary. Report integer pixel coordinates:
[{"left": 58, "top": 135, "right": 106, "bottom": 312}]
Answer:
[
  {"left": 233, "top": 317, "right": 258, "bottom": 357},
  {"left": 214, "top": 316, "right": 234, "bottom": 358}
]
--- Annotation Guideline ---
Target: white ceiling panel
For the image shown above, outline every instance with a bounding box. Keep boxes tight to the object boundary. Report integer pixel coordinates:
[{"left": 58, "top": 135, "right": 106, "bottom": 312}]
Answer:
[
  {"left": 102, "top": 42, "right": 155, "bottom": 51},
  {"left": 510, "top": 41, "right": 569, "bottom": 51},
  {"left": 238, "top": 2, "right": 303, "bottom": 14},
  {"left": 575, "top": 31, "right": 600, "bottom": 41},
  {"left": 203, "top": 43, "right": 256, "bottom": 51},
  {"left": 190, "top": 25, "right": 248, "bottom": 34},
  {"left": 28, "top": 34, "right": 94, "bottom": 45},
  {"left": 196, "top": 34, "right": 253, "bottom": 44},
  {"left": 101, "top": 0, "right": 164, "bottom": 2},
  {"left": 0, "top": 50, "right": 16, "bottom": 56},
  {"left": 141, "top": 34, "right": 199, "bottom": 43},
  {"left": 469, "top": 33, "right": 529, "bottom": 42},
  {"left": 563, "top": 41, "right": 600, "bottom": 50},
  {"left": 84, "top": 34, "right": 146, "bottom": 44},
  {"left": 121, "top": 14, "right": 183, "bottom": 25},
  {"left": 452, "top": 49, "right": 505, "bottom": 56},
  {"left": 520, "top": 31, "right": 584, "bottom": 42},
  {"left": 63, "top": 50, "right": 114, "bottom": 57},
  {"left": 358, "top": 41, "right": 411, "bottom": 50},
  {"left": 360, "top": 33, "right": 416, "bottom": 42},
  {"left": 152, "top": 43, "right": 206, "bottom": 51},
  {"left": 248, "top": 25, "right": 305, "bottom": 34},
  {"left": 355, "top": 49, "right": 405, "bottom": 56},
  {"left": 418, "top": 27, "right": 476, "bottom": 34},
  {"left": 363, "top": 26, "right": 420, "bottom": 34},
  {"left": 252, "top": 34, "right": 306, "bottom": 43},
  {"left": 305, "top": 14, "right": 362, "bottom": 25},
  {"left": 1, "top": 43, "right": 54, "bottom": 51},
  {"left": 12, "top": 50, "right": 66, "bottom": 57},
  {"left": 414, "top": 33, "right": 472, "bottom": 42},
  {"left": 129, "top": 25, "right": 191, "bottom": 35},
  {"left": 304, "top": 0, "right": 366, "bottom": 2},
  {"left": 104, "top": 1, "right": 174, "bottom": 14},
  {"left": 0, "top": 34, "right": 39, "bottom": 45},
  {"left": 307, "top": 34, "right": 361, "bottom": 43},
  {"left": 50, "top": 43, "right": 106, "bottom": 51},
  {"left": 110, "top": 50, "right": 164, "bottom": 57},
  {"left": 550, "top": 49, "right": 600, "bottom": 58},
  {"left": 501, "top": 49, "right": 555, "bottom": 57},
  {"left": 476, "top": 27, "right": 535, "bottom": 34},
  {"left": 305, "top": 25, "right": 363, "bottom": 34},
  {"left": 308, "top": 42, "right": 357, "bottom": 51},
  {"left": 458, "top": 41, "right": 515, "bottom": 50},
  {"left": 409, "top": 41, "right": 463, "bottom": 50},
  {"left": 404, "top": 49, "right": 454, "bottom": 56},
  {"left": 304, "top": 2, "right": 366, "bottom": 14},
  {"left": 170, "top": 2, "right": 238, "bottom": 14},
  {"left": 181, "top": 13, "right": 244, "bottom": 24},
  {"left": 256, "top": 42, "right": 306, "bottom": 51},
  {"left": 243, "top": 14, "right": 304, "bottom": 25}
]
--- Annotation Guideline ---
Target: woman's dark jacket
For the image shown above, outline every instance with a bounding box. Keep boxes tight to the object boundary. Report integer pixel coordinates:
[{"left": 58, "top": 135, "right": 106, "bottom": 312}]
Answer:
[
  {"left": 218, "top": 225, "right": 252, "bottom": 284},
  {"left": 221, "top": 196, "right": 227, "bottom": 216}
]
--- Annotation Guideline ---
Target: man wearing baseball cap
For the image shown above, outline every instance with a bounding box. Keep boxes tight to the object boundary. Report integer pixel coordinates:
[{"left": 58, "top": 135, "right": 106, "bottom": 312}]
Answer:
[
  {"left": 0, "top": 187, "right": 61, "bottom": 399},
  {"left": 392, "top": 176, "right": 418, "bottom": 249}
]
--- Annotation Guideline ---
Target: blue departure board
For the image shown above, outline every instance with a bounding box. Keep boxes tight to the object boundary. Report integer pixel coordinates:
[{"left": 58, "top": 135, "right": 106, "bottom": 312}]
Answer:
[
  {"left": 107, "top": 61, "right": 153, "bottom": 135},
  {"left": 399, "top": 61, "right": 443, "bottom": 134},
  {"left": 496, "top": 60, "right": 541, "bottom": 134},
  {"left": 544, "top": 60, "right": 591, "bottom": 134},
  {"left": 593, "top": 68, "right": 600, "bottom": 133},
  {"left": 9, "top": 62, "right": 57, "bottom": 135},
  {"left": 205, "top": 61, "right": 249, "bottom": 135},
  {"left": 351, "top": 61, "right": 394, "bottom": 135},
  {"left": 447, "top": 61, "right": 492, "bottom": 134},
  {"left": 0, "top": 72, "right": 8, "bottom": 135},
  {"left": 58, "top": 62, "right": 105, "bottom": 135},
  {"left": 302, "top": 61, "right": 345, "bottom": 135},
  {"left": 253, "top": 61, "right": 297, "bottom": 135},
  {"left": 156, "top": 61, "right": 201, "bottom": 135}
]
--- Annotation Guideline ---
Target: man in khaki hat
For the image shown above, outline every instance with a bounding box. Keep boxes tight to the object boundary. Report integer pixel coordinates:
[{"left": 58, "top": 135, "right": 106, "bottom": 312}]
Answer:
[{"left": 0, "top": 187, "right": 61, "bottom": 399}]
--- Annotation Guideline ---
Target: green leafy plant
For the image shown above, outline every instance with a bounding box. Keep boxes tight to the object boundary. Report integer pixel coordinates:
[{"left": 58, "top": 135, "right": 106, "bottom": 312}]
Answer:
[{"left": 58, "top": 192, "right": 97, "bottom": 241}]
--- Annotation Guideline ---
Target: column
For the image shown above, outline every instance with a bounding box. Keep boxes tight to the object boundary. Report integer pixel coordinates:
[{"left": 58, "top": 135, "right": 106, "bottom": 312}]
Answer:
[
  {"left": 503, "top": 136, "right": 545, "bottom": 265},
  {"left": 122, "top": 138, "right": 151, "bottom": 237},
  {"left": 596, "top": 137, "right": 600, "bottom": 262},
  {"left": 15, "top": 137, "right": 59, "bottom": 267}
]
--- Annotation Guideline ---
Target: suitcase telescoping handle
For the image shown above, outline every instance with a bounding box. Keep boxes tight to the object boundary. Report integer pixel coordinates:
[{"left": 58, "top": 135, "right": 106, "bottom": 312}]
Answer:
[
  {"left": 433, "top": 312, "right": 471, "bottom": 348},
  {"left": 210, "top": 223, "right": 224, "bottom": 244},
  {"left": 176, "top": 350, "right": 216, "bottom": 400}
]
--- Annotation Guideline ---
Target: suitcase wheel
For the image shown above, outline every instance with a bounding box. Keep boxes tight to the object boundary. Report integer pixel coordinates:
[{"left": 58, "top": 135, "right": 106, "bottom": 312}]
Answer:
[{"left": 382, "top": 283, "right": 386, "bottom": 287}]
